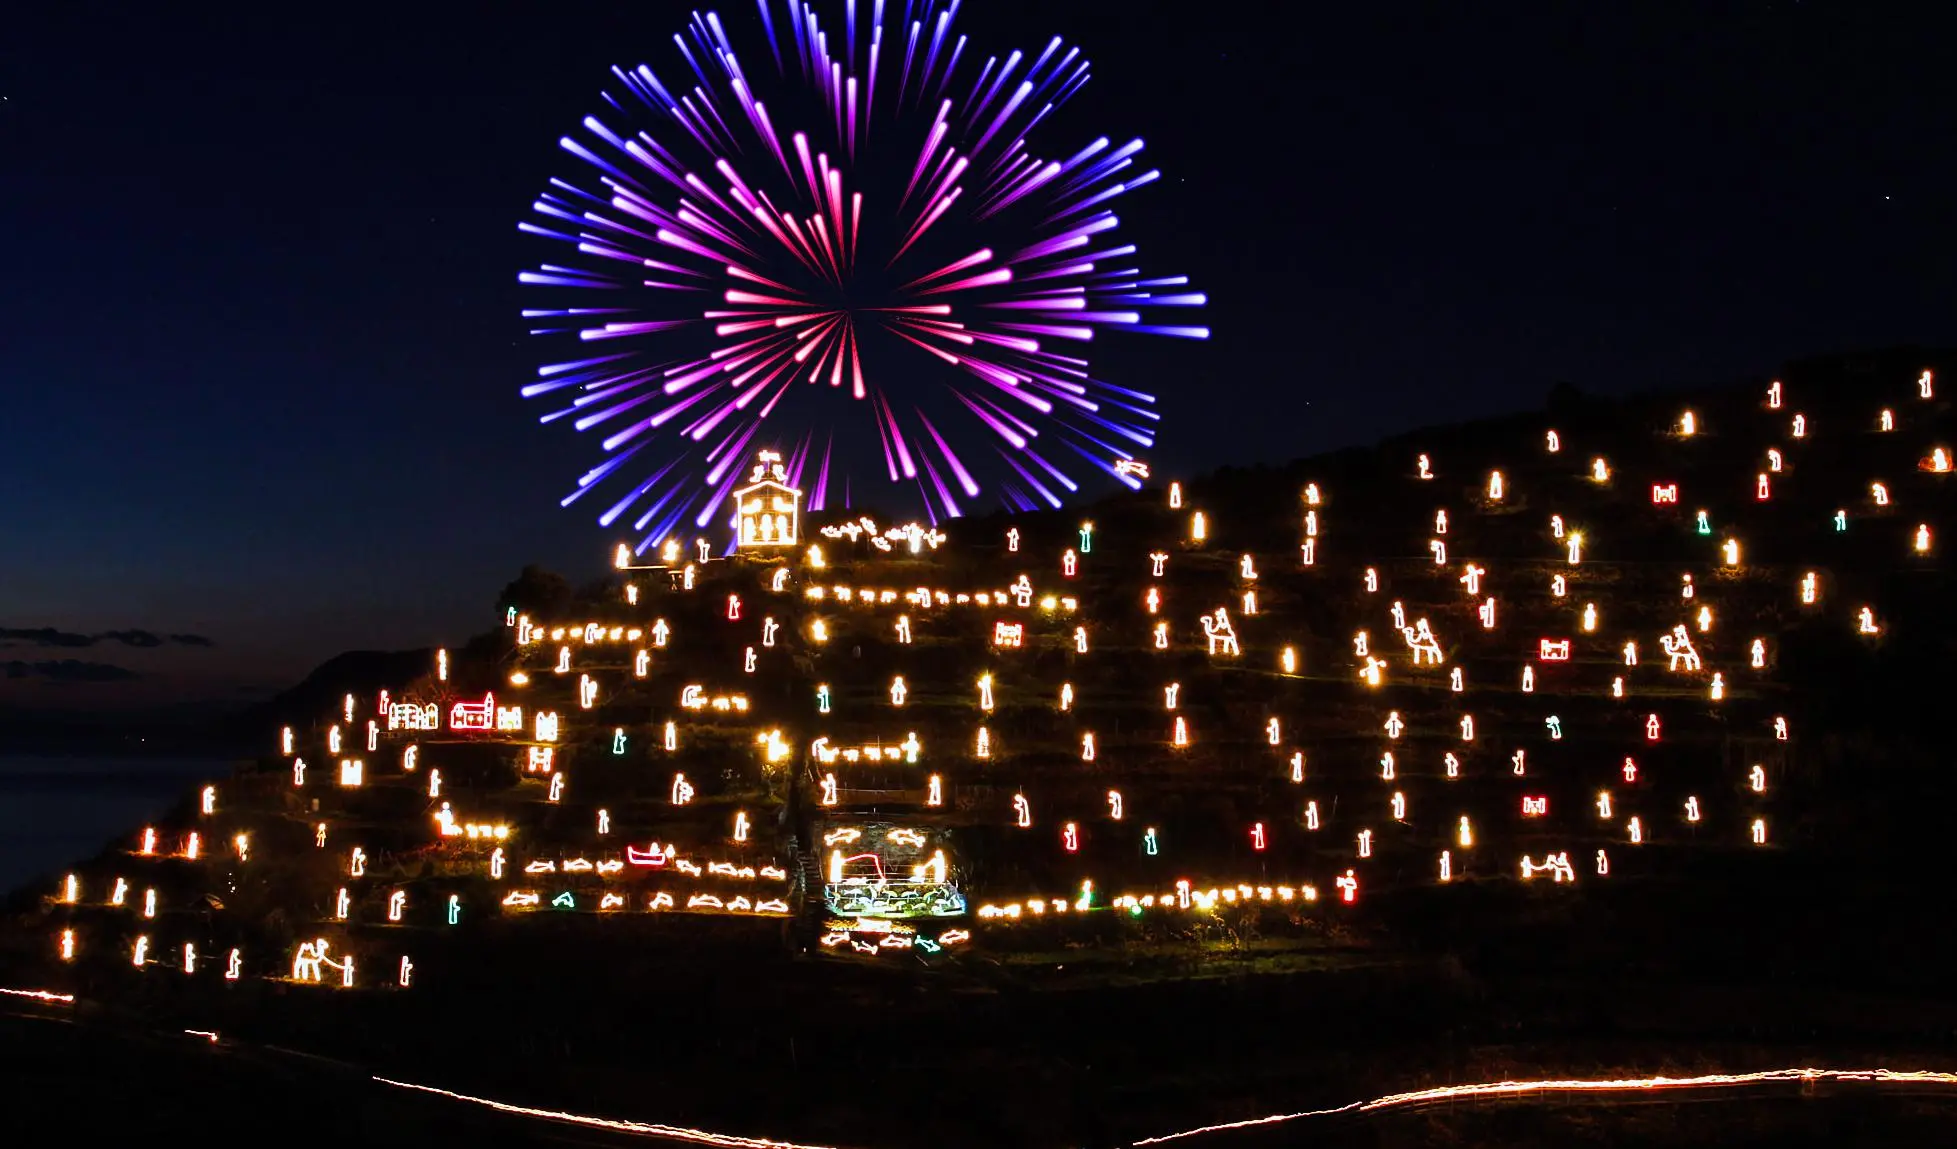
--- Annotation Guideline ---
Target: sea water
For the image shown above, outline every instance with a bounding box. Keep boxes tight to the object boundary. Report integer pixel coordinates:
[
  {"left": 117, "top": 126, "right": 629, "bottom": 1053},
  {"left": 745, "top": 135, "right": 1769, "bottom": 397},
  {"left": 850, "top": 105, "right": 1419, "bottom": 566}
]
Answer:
[{"left": 0, "top": 757, "right": 224, "bottom": 893}]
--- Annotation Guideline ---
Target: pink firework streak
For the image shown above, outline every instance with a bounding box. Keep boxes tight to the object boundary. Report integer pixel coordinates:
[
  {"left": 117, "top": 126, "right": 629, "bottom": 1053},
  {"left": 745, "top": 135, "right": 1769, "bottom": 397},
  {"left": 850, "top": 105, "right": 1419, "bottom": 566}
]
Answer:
[{"left": 520, "top": 0, "right": 1207, "bottom": 550}]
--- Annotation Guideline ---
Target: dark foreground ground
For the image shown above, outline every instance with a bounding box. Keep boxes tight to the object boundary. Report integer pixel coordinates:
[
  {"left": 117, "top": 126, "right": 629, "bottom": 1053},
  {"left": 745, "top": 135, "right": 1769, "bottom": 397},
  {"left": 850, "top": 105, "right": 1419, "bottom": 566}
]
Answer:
[
  {"left": 8, "top": 750, "right": 1957, "bottom": 1147},
  {"left": 7, "top": 1007, "right": 1957, "bottom": 1149},
  {"left": 12, "top": 837, "right": 1957, "bottom": 1148}
]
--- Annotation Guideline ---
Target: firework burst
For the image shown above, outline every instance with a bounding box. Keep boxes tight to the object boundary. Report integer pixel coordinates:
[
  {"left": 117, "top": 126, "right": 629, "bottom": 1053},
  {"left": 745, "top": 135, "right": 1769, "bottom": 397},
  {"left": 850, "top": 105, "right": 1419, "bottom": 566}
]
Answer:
[{"left": 521, "top": 0, "right": 1207, "bottom": 550}]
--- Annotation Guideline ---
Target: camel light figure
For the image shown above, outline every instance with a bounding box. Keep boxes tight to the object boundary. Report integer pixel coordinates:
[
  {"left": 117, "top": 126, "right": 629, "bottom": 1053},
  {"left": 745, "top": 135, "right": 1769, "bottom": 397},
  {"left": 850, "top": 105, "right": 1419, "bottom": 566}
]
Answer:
[
  {"left": 1659, "top": 624, "right": 1702, "bottom": 672},
  {"left": 1402, "top": 618, "right": 1444, "bottom": 666},
  {"left": 1200, "top": 608, "right": 1240, "bottom": 656},
  {"left": 292, "top": 938, "right": 344, "bottom": 983}
]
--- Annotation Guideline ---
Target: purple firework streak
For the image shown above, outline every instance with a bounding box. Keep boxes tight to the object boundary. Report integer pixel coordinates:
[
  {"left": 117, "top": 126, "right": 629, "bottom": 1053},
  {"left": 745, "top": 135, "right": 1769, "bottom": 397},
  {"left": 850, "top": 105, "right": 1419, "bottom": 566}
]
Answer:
[{"left": 520, "top": 0, "right": 1208, "bottom": 551}]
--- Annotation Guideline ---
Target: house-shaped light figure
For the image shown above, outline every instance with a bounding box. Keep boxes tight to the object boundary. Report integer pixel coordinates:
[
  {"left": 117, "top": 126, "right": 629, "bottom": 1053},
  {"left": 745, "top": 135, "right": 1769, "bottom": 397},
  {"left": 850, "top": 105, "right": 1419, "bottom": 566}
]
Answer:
[{"left": 733, "top": 451, "right": 801, "bottom": 548}]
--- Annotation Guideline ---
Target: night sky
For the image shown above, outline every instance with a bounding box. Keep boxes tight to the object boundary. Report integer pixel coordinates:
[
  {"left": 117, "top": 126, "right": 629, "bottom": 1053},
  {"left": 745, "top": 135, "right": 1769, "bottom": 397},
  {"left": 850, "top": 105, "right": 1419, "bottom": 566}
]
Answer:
[{"left": 3, "top": 1, "right": 1951, "bottom": 711}]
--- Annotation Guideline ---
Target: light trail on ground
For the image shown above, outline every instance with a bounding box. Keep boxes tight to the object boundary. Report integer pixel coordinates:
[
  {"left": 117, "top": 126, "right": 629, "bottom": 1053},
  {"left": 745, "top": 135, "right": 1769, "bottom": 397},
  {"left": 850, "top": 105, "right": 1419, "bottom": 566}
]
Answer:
[
  {"left": 373, "top": 1075, "right": 850, "bottom": 1149},
  {"left": 1131, "top": 1067, "right": 1957, "bottom": 1144},
  {"left": 0, "top": 985, "right": 75, "bottom": 1005}
]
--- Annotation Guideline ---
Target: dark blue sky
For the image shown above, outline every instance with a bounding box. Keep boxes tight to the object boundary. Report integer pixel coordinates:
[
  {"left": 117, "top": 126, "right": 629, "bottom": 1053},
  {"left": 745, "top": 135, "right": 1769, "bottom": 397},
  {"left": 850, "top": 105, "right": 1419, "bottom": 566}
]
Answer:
[{"left": 2, "top": 1, "right": 1951, "bottom": 707}]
